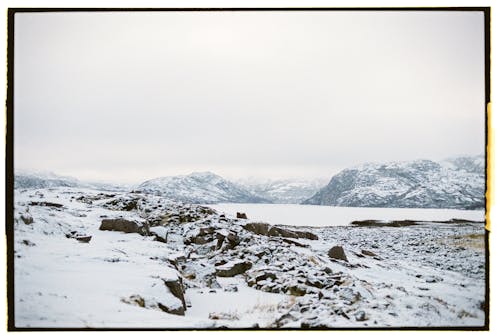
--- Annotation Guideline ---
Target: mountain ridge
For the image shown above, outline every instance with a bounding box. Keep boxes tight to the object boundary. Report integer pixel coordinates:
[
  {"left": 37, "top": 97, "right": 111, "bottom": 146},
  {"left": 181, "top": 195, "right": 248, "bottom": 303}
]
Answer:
[{"left": 302, "top": 156, "right": 485, "bottom": 210}]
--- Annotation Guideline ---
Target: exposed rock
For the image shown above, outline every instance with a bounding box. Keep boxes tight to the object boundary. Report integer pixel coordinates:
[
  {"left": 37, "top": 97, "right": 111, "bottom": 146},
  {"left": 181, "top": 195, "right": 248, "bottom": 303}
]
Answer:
[
  {"left": 351, "top": 220, "right": 419, "bottom": 227},
  {"left": 20, "top": 213, "right": 33, "bottom": 225},
  {"left": 361, "top": 249, "right": 377, "bottom": 257},
  {"left": 244, "top": 222, "right": 318, "bottom": 240},
  {"left": 216, "top": 261, "right": 252, "bottom": 277},
  {"left": 244, "top": 222, "right": 270, "bottom": 235},
  {"left": 281, "top": 238, "right": 308, "bottom": 247},
  {"left": 328, "top": 246, "right": 348, "bottom": 262},
  {"left": 355, "top": 310, "right": 368, "bottom": 321},
  {"left": 209, "top": 312, "right": 239, "bottom": 320},
  {"left": 28, "top": 201, "right": 64, "bottom": 208},
  {"left": 158, "top": 302, "right": 184, "bottom": 316},
  {"left": 76, "top": 236, "right": 92, "bottom": 243},
  {"left": 99, "top": 219, "right": 141, "bottom": 234},
  {"left": 236, "top": 212, "right": 248, "bottom": 219},
  {"left": 121, "top": 294, "right": 145, "bottom": 308},
  {"left": 288, "top": 285, "right": 307, "bottom": 296},
  {"left": 65, "top": 231, "right": 92, "bottom": 243},
  {"left": 22, "top": 239, "right": 36, "bottom": 246},
  {"left": 163, "top": 277, "right": 186, "bottom": 311}
]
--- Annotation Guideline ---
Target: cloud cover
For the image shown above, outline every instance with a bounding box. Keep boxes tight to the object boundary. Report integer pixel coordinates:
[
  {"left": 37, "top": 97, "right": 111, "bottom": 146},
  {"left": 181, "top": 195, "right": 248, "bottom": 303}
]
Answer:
[{"left": 14, "top": 11, "right": 485, "bottom": 183}]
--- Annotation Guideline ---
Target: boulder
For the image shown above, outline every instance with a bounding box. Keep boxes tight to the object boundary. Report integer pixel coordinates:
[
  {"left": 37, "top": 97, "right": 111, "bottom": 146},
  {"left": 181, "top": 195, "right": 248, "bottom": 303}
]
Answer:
[
  {"left": 328, "top": 246, "right": 348, "bottom": 262},
  {"left": 76, "top": 236, "right": 92, "bottom": 243},
  {"left": 99, "top": 219, "right": 141, "bottom": 234},
  {"left": 20, "top": 213, "right": 33, "bottom": 225},
  {"left": 236, "top": 212, "right": 248, "bottom": 219},
  {"left": 216, "top": 261, "right": 252, "bottom": 277}
]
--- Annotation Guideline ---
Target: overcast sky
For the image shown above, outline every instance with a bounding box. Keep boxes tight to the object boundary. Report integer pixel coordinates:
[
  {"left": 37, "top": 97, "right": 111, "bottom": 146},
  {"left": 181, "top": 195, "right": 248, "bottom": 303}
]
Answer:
[{"left": 14, "top": 10, "right": 485, "bottom": 183}]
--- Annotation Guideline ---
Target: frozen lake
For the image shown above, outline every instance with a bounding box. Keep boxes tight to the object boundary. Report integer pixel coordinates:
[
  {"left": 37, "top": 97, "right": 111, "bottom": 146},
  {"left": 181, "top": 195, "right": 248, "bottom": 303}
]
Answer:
[{"left": 207, "top": 203, "right": 485, "bottom": 227}]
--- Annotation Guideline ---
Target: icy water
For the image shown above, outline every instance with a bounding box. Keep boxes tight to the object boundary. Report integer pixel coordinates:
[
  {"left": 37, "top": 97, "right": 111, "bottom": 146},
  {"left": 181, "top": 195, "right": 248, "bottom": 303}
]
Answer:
[{"left": 207, "top": 203, "right": 485, "bottom": 227}]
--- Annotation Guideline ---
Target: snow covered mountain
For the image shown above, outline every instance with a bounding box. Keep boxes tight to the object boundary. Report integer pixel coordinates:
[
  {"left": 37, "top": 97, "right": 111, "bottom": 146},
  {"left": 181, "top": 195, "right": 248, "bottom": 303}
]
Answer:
[
  {"left": 303, "top": 156, "right": 485, "bottom": 210},
  {"left": 137, "top": 172, "right": 270, "bottom": 204},
  {"left": 14, "top": 171, "right": 81, "bottom": 189},
  {"left": 14, "top": 170, "right": 127, "bottom": 192},
  {"left": 237, "top": 178, "right": 328, "bottom": 204}
]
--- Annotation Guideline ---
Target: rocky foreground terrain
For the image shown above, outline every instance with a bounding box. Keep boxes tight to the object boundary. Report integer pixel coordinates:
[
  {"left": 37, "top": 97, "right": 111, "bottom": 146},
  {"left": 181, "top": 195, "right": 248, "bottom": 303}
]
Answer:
[{"left": 13, "top": 187, "right": 486, "bottom": 328}]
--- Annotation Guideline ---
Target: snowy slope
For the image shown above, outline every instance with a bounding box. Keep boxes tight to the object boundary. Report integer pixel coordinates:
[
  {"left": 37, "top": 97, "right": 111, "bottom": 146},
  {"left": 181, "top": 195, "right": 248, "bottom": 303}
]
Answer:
[
  {"left": 13, "top": 187, "right": 486, "bottom": 328},
  {"left": 237, "top": 178, "right": 328, "bottom": 204},
  {"left": 303, "top": 156, "right": 485, "bottom": 210},
  {"left": 137, "top": 172, "right": 270, "bottom": 204}
]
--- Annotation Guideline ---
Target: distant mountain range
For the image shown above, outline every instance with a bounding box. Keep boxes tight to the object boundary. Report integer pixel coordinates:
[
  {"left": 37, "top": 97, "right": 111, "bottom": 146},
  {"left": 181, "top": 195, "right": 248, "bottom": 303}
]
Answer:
[
  {"left": 302, "top": 156, "right": 485, "bottom": 210},
  {"left": 236, "top": 178, "right": 328, "bottom": 204},
  {"left": 137, "top": 172, "right": 269, "bottom": 204},
  {"left": 14, "top": 170, "right": 126, "bottom": 192},
  {"left": 14, "top": 155, "right": 485, "bottom": 209}
]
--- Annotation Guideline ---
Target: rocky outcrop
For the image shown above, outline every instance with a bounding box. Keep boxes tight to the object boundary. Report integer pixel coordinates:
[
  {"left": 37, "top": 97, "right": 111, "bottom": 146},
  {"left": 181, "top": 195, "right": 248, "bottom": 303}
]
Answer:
[
  {"left": 215, "top": 261, "right": 252, "bottom": 277},
  {"left": 244, "top": 222, "right": 318, "bottom": 240},
  {"left": 163, "top": 277, "right": 186, "bottom": 313}
]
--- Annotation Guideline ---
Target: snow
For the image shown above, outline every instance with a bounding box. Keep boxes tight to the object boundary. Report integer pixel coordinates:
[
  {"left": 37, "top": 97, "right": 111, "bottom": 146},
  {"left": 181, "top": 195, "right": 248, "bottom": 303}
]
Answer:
[
  {"left": 13, "top": 186, "right": 486, "bottom": 328},
  {"left": 208, "top": 203, "right": 485, "bottom": 227}
]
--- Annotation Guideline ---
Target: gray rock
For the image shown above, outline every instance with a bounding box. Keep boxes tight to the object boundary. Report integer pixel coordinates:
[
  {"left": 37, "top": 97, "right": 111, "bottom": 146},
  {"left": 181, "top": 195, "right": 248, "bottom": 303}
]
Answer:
[
  {"left": 20, "top": 213, "right": 33, "bottom": 225},
  {"left": 216, "top": 261, "right": 252, "bottom": 277},
  {"left": 236, "top": 212, "right": 248, "bottom": 219},
  {"left": 99, "top": 218, "right": 141, "bottom": 234},
  {"left": 328, "top": 246, "right": 348, "bottom": 262},
  {"left": 355, "top": 310, "right": 368, "bottom": 321}
]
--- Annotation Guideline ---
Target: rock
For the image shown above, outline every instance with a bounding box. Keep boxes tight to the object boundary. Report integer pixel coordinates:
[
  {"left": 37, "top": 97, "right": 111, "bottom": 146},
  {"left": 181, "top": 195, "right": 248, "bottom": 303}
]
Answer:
[
  {"left": 226, "top": 233, "right": 239, "bottom": 249},
  {"left": 22, "top": 239, "right": 35, "bottom": 246},
  {"left": 121, "top": 294, "right": 145, "bottom": 308},
  {"left": 282, "top": 238, "right": 308, "bottom": 247},
  {"left": 328, "top": 246, "right": 348, "bottom": 262},
  {"left": 244, "top": 222, "right": 318, "bottom": 240},
  {"left": 158, "top": 302, "right": 184, "bottom": 316},
  {"left": 209, "top": 312, "right": 239, "bottom": 320},
  {"left": 216, "top": 261, "right": 252, "bottom": 277},
  {"left": 305, "top": 278, "right": 324, "bottom": 289},
  {"left": 355, "top": 310, "right": 368, "bottom": 321},
  {"left": 20, "top": 213, "right": 33, "bottom": 225},
  {"left": 99, "top": 219, "right": 141, "bottom": 234},
  {"left": 162, "top": 277, "right": 186, "bottom": 311},
  {"left": 244, "top": 222, "right": 270, "bottom": 235},
  {"left": 28, "top": 201, "right": 63, "bottom": 208},
  {"left": 223, "top": 284, "right": 239, "bottom": 292},
  {"left": 361, "top": 249, "right": 377, "bottom": 257},
  {"left": 150, "top": 226, "right": 168, "bottom": 243},
  {"left": 236, "top": 212, "right": 248, "bottom": 219},
  {"left": 65, "top": 231, "right": 92, "bottom": 243},
  {"left": 76, "top": 236, "right": 92, "bottom": 243},
  {"left": 288, "top": 285, "right": 307, "bottom": 296}
]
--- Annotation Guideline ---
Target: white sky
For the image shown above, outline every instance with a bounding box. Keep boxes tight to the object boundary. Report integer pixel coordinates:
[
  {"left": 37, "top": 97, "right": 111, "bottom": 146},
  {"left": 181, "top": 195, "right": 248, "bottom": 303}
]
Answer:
[{"left": 14, "top": 10, "right": 485, "bottom": 183}]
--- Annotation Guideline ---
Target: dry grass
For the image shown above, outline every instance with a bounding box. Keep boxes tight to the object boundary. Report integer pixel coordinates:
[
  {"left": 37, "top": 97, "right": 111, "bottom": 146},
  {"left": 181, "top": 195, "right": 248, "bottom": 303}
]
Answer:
[{"left": 449, "top": 233, "right": 485, "bottom": 250}]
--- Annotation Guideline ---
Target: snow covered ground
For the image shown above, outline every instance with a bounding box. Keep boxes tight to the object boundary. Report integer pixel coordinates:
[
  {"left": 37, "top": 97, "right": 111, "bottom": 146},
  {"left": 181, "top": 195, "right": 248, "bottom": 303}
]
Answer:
[
  {"left": 208, "top": 203, "right": 485, "bottom": 227},
  {"left": 12, "top": 187, "right": 486, "bottom": 329}
]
